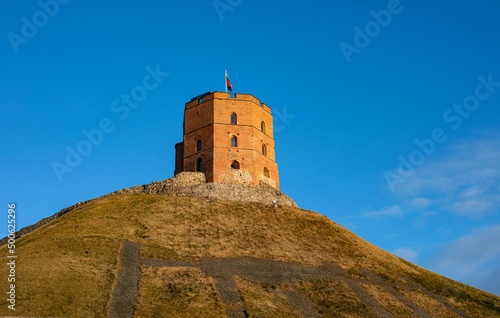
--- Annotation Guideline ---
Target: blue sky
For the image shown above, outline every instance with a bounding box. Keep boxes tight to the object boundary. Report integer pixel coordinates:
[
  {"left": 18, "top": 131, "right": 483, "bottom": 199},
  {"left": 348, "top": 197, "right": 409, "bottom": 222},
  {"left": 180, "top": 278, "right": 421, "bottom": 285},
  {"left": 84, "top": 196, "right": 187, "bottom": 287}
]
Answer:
[{"left": 2, "top": 0, "right": 500, "bottom": 296}]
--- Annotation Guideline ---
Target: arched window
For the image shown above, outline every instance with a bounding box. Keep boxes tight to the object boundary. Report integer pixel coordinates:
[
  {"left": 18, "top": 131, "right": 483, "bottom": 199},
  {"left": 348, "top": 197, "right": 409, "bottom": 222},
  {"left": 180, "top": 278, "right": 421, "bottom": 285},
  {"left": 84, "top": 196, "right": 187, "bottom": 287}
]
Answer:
[
  {"left": 264, "top": 167, "right": 270, "bottom": 178},
  {"left": 262, "top": 144, "right": 267, "bottom": 156},
  {"left": 230, "top": 113, "right": 237, "bottom": 124},
  {"left": 196, "top": 140, "right": 202, "bottom": 152},
  {"left": 261, "top": 121, "right": 266, "bottom": 133},
  {"left": 196, "top": 158, "right": 202, "bottom": 172},
  {"left": 231, "top": 160, "right": 240, "bottom": 169},
  {"left": 231, "top": 135, "right": 237, "bottom": 147}
]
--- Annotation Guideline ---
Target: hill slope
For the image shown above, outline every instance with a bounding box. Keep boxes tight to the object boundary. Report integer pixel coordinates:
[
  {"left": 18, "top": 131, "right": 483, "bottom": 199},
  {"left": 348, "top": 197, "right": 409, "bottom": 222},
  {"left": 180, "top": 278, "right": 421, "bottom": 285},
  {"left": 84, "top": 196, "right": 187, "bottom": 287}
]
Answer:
[{"left": 1, "top": 193, "right": 499, "bottom": 317}]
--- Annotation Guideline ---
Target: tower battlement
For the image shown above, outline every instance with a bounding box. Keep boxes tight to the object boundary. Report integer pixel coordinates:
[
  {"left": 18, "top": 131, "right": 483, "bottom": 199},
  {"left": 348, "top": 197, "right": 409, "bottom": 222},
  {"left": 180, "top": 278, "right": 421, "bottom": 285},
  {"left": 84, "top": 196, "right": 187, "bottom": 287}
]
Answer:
[
  {"left": 174, "top": 91, "right": 279, "bottom": 189},
  {"left": 185, "top": 92, "right": 272, "bottom": 113}
]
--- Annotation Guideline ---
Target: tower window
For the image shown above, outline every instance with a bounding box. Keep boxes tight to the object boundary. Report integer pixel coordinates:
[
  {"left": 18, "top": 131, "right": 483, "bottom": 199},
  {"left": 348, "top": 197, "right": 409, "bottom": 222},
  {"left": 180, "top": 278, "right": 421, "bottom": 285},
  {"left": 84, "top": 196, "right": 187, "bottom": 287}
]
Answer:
[
  {"left": 196, "top": 140, "right": 202, "bottom": 152},
  {"left": 261, "top": 121, "right": 266, "bottom": 133},
  {"left": 231, "top": 160, "right": 240, "bottom": 169},
  {"left": 230, "top": 113, "right": 237, "bottom": 124},
  {"left": 196, "top": 158, "right": 202, "bottom": 172},
  {"left": 231, "top": 136, "right": 237, "bottom": 147},
  {"left": 264, "top": 167, "right": 270, "bottom": 178},
  {"left": 262, "top": 144, "right": 267, "bottom": 156}
]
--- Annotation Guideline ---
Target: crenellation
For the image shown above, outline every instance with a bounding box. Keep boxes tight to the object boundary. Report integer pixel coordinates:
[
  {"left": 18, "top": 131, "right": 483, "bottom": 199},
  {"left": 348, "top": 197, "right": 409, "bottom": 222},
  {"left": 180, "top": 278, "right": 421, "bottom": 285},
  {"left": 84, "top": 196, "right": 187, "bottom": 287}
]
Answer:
[{"left": 261, "top": 103, "right": 271, "bottom": 113}]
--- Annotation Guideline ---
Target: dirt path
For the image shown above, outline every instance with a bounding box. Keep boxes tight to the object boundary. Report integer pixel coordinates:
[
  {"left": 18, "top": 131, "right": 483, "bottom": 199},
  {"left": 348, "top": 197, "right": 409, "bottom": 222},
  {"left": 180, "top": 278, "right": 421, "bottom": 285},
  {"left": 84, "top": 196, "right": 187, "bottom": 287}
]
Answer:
[
  {"left": 360, "top": 269, "right": 433, "bottom": 318},
  {"left": 110, "top": 241, "right": 471, "bottom": 318},
  {"left": 281, "top": 290, "right": 321, "bottom": 318},
  {"left": 110, "top": 242, "right": 141, "bottom": 318},
  {"left": 396, "top": 273, "right": 474, "bottom": 318},
  {"left": 323, "top": 263, "right": 394, "bottom": 318}
]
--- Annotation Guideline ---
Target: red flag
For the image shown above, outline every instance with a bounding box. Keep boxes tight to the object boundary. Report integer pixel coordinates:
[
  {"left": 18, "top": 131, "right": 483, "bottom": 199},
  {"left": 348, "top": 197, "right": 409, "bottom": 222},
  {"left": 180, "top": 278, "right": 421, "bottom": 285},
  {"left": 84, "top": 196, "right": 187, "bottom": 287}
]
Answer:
[{"left": 225, "top": 70, "right": 232, "bottom": 92}]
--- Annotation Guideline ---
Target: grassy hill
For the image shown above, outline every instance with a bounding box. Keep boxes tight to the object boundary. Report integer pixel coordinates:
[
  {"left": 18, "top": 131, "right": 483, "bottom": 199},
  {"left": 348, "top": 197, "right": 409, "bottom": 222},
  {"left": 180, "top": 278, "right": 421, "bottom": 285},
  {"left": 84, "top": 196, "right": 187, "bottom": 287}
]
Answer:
[{"left": 1, "top": 193, "right": 499, "bottom": 317}]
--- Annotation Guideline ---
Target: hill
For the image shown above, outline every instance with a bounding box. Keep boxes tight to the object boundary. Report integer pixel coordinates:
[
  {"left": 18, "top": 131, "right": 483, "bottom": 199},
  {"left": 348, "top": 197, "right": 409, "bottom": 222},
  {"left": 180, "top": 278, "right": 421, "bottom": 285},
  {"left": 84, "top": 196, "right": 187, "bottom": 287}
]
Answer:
[{"left": 1, "top": 192, "right": 499, "bottom": 317}]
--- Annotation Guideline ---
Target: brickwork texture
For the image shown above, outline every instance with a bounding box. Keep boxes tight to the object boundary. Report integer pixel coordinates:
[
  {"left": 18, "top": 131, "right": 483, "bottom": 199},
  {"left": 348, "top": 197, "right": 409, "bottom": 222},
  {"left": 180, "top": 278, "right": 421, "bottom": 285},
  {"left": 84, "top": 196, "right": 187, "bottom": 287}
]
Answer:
[{"left": 175, "top": 92, "right": 280, "bottom": 189}]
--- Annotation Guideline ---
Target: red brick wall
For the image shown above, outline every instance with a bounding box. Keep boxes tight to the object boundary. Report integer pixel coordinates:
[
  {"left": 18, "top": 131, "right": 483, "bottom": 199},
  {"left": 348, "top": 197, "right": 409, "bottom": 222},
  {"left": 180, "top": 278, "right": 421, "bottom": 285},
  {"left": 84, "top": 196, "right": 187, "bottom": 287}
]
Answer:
[
  {"left": 174, "top": 142, "right": 184, "bottom": 175},
  {"left": 179, "top": 92, "right": 279, "bottom": 189}
]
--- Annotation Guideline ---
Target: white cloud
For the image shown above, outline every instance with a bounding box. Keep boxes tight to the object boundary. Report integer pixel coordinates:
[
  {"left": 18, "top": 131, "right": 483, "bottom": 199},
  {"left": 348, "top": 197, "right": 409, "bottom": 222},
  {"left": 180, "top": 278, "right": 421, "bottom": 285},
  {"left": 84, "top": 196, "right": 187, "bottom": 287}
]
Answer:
[
  {"left": 394, "top": 247, "right": 419, "bottom": 263},
  {"left": 423, "top": 211, "right": 438, "bottom": 216},
  {"left": 427, "top": 224, "right": 500, "bottom": 296},
  {"left": 394, "top": 133, "right": 500, "bottom": 218},
  {"left": 411, "top": 197, "right": 432, "bottom": 208},
  {"left": 340, "top": 222, "right": 358, "bottom": 231},
  {"left": 452, "top": 199, "right": 493, "bottom": 216},
  {"left": 363, "top": 206, "right": 403, "bottom": 218},
  {"left": 434, "top": 226, "right": 451, "bottom": 235},
  {"left": 460, "top": 186, "right": 482, "bottom": 199}
]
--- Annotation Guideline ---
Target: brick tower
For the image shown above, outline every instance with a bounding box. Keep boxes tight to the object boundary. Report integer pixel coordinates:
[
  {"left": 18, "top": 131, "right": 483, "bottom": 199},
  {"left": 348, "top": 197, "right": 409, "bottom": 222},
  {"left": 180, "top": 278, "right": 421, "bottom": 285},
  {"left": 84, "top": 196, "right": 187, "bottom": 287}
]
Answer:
[{"left": 174, "top": 91, "right": 279, "bottom": 189}]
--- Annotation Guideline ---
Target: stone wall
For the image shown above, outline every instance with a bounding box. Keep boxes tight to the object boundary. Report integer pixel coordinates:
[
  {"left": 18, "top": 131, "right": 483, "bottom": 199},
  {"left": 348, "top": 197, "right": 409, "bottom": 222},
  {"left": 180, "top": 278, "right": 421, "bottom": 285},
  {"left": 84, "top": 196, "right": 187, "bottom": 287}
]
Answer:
[
  {"left": 258, "top": 175, "right": 277, "bottom": 188},
  {"left": 0, "top": 172, "right": 297, "bottom": 247},
  {"left": 0, "top": 199, "right": 93, "bottom": 247},
  {"left": 218, "top": 170, "right": 253, "bottom": 184},
  {"left": 110, "top": 172, "right": 295, "bottom": 207}
]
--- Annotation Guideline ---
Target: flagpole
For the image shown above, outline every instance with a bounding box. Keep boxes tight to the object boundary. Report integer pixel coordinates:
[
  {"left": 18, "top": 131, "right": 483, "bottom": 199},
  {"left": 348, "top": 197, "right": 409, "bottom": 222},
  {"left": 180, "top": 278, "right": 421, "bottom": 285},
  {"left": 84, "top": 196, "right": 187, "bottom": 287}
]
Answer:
[{"left": 225, "top": 70, "right": 227, "bottom": 93}]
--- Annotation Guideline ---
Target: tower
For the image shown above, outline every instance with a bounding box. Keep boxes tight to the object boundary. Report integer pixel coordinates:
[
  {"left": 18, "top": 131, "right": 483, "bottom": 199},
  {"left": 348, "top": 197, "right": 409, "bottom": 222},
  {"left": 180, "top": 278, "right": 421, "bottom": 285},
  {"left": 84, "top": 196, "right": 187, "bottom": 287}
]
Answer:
[{"left": 174, "top": 91, "right": 279, "bottom": 189}]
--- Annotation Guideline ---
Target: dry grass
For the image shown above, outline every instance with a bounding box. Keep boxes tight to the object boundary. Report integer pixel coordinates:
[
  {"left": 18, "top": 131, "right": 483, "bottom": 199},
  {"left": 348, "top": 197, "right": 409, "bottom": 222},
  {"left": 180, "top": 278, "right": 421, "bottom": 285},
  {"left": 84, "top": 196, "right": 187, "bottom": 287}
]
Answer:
[
  {"left": 398, "top": 287, "right": 461, "bottom": 318},
  {"left": 126, "top": 195, "right": 409, "bottom": 272},
  {"left": 294, "top": 280, "right": 372, "bottom": 317},
  {"left": 0, "top": 193, "right": 498, "bottom": 317},
  {"left": 134, "top": 266, "right": 225, "bottom": 318},
  {"left": 235, "top": 277, "right": 298, "bottom": 317},
  {"left": 406, "top": 268, "right": 500, "bottom": 317},
  {"left": 0, "top": 235, "right": 119, "bottom": 317},
  {"left": 362, "top": 283, "right": 415, "bottom": 317}
]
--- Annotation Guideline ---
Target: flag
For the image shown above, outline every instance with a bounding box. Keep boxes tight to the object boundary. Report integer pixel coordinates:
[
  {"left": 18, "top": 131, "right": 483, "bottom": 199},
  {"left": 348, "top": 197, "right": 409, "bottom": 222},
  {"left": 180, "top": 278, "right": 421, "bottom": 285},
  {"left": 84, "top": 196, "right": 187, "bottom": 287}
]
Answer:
[{"left": 225, "top": 70, "right": 232, "bottom": 92}]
